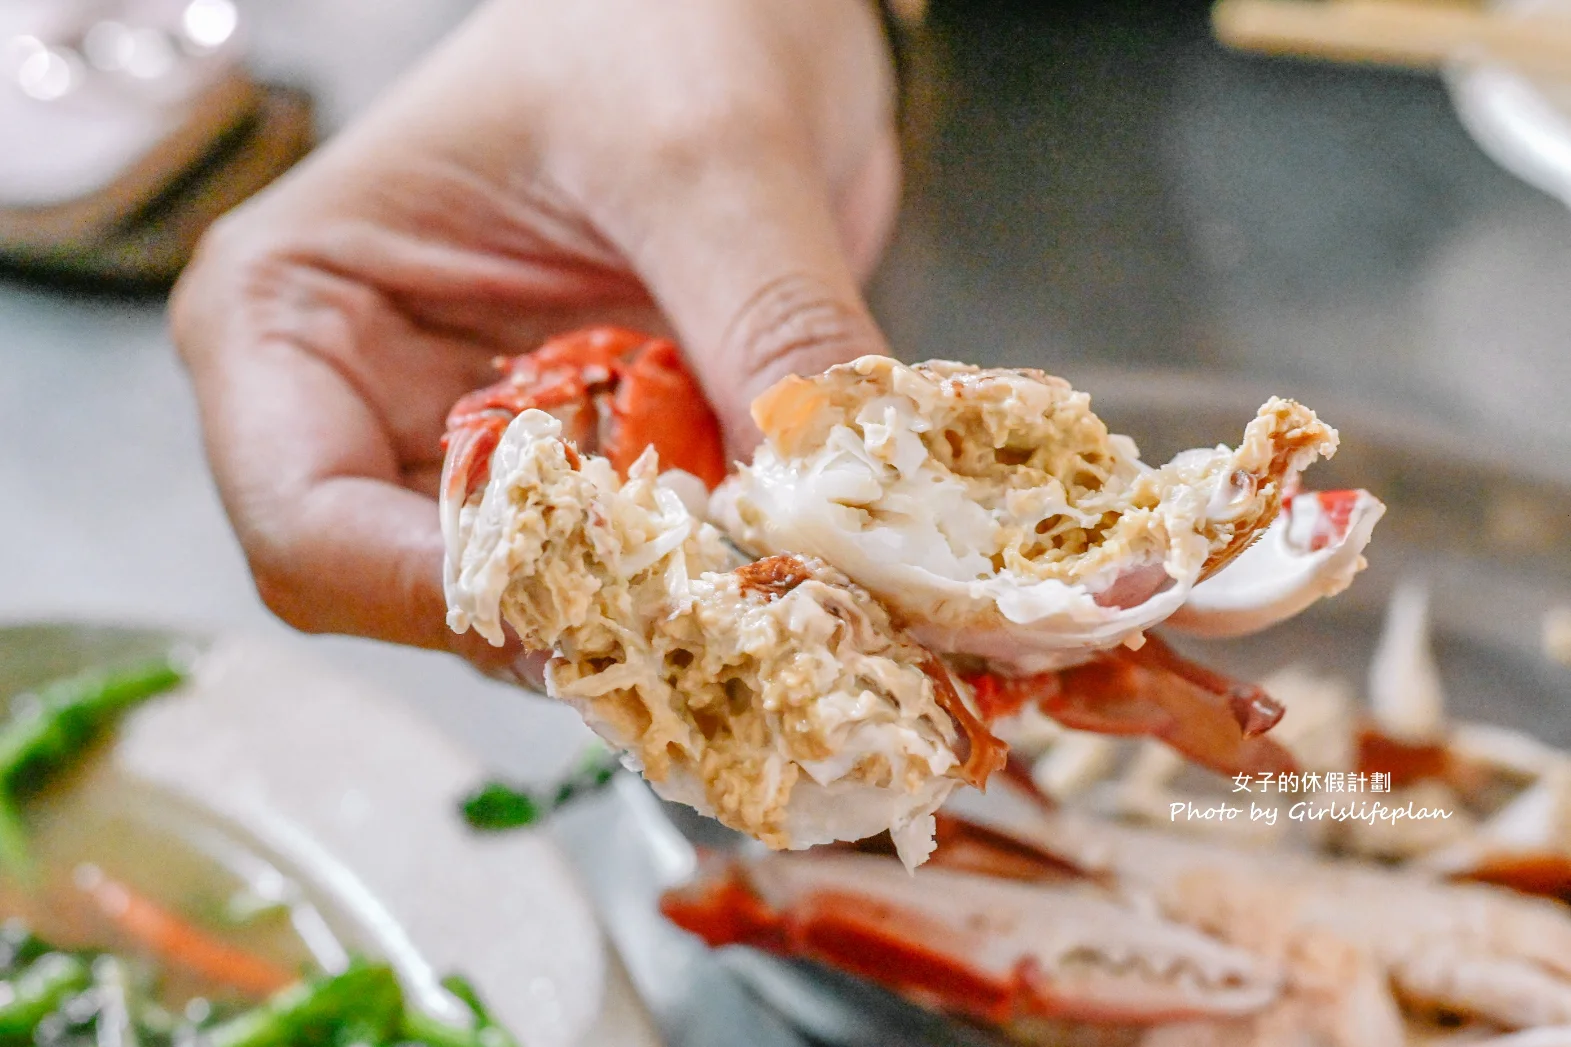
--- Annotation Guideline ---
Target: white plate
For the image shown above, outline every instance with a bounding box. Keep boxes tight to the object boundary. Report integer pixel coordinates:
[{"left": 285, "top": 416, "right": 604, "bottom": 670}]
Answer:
[
  {"left": 0, "top": 623, "right": 660, "bottom": 1047},
  {"left": 1447, "top": 0, "right": 1571, "bottom": 208}
]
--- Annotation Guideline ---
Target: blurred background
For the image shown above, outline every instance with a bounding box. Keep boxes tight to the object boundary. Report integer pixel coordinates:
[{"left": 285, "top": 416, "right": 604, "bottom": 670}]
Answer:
[{"left": 4, "top": 0, "right": 1571, "bottom": 775}]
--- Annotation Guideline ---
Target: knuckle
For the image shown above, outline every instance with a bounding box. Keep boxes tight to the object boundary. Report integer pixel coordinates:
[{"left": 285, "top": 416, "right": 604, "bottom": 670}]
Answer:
[
  {"left": 241, "top": 525, "right": 328, "bottom": 636},
  {"left": 168, "top": 206, "right": 275, "bottom": 362},
  {"left": 723, "top": 272, "right": 880, "bottom": 380}
]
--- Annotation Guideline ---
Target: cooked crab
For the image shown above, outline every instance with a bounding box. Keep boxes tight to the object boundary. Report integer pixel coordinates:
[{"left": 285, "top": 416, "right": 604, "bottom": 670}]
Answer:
[
  {"left": 660, "top": 824, "right": 1283, "bottom": 1032},
  {"left": 942, "top": 786, "right": 1571, "bottom": 1045},
  {"left": 441, "top": 329, "right": 1384, "bottom": 853},
  {"left": 664, "top": 778, "right": 1571, "bottom": 1045},
  {"left": 714, "top": 354, "right": 1383, "bottom": 777}
]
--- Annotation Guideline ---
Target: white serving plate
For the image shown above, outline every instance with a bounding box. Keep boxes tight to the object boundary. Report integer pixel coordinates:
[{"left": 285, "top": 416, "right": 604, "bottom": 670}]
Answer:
[
  {"left": 0, "top": 622, "right": 660, "bottom": 1047},
  {"left": 1448, "top": 0, "right": 1571, "bottom": 208}
]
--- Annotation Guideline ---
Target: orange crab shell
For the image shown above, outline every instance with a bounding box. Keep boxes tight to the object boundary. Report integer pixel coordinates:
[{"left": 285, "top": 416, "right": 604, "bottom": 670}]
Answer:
[
  {"left": 440, "top": 326, "right": 729, "bottom": 505},
  {"left": 660, "top": 818, "right": 1271, "bottom": 1028},
  {"left": 660, "top": 857, "right": 1071, "bottom": 1027}
]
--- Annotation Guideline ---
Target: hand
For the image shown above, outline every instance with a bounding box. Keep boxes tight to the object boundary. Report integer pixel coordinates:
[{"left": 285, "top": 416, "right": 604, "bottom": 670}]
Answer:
[{"left": 169, "top": 0, "right": 900, "bottom": 676}]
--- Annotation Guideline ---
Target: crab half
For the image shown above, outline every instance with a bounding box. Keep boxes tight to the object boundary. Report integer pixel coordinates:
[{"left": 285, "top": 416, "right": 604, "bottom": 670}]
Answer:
[
  {"left": 717, "top": 357, "right": 1375, "bottom": 670},
  {"left": 439, "top": 330, "right": 1384, "bottom": 860}
]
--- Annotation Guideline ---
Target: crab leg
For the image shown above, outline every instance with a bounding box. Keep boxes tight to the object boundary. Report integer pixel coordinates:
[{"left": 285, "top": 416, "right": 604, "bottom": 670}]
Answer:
[
  {"left": 660, "top": 848, "right": 1282, "bottom": 1028},
  {"left": 966, "top": 633, "right": 1299, "bottom": 779}
]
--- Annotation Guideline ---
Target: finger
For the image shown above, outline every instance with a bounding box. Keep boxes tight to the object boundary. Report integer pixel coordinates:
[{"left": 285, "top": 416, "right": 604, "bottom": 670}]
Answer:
[
  {"left": 615, "top": 144, "right": 890, "bottom": 461},
  {"left": 838, "top": 123, "right": 903, "bottom": 285},
  {"left": 583, "top": 115, "right": 895, "bottom": 461},
  {"left": 172, "top": 275, "right": 516, "bottom": 673}
]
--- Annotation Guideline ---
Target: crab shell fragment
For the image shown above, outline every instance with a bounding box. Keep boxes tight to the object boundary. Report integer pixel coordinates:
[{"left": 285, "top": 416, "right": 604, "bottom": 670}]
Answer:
[
  {"left": 1165, "top": 488, "right": 1386, "bottom": 640},
  {"left": 715, "top": 356, "right": 1375, "bottom": 674}
]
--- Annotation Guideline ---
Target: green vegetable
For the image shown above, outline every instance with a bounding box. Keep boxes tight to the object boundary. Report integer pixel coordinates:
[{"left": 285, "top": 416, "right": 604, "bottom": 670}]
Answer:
[
  {"left": 459, "top": 746, "right": 619, "bottom": 832},
  {"left": 205, "top": 962, "right": 403, "bottom": 1047},
  {"left": 0, "top": 657, "right": 186, "bottom": 788},
  {"left": 0, "top": 920, "right": 44, "bottom": 976},
  {"left": 0, "top": 655, "right": 185, "bottom": 876},
  {"left": 0, "top": 917, "right": 524, "bottom": 1047},
  {"left": 0, "top": 806, "right": 32, "bottom": 887},
  {"left": 399, "top": 1008, "right": 477, "bottom": 1047},
  {"left": 397, "top": 976, "right": 517, "bottom": 1047},
  {"left": 0, "top": 953, "right": 91, "bottom": 1042},
  {"left": 439, "top": 975, "right": 517, "bottom": 1047},
  {"left": 457, "top": 785, "right": 538, "bottom": 831},
  {"left": 436, "top": 977, "right": 487, "bottom": 1025}
]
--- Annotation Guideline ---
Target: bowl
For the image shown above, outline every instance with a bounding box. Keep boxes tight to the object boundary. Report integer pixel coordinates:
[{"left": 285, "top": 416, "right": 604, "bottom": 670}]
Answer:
[
  {"left": 0, "top": 622, "right": 661, "bottom": 1047},
  {"left": 1447, "top": 0, "right": 1571, "bottom": 210}
]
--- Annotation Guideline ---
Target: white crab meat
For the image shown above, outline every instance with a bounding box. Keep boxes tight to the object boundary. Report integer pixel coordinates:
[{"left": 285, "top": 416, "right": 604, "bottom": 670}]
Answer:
[
  {"left": 715, "top": 356, "right": 1342, "bottom": 674},
  {"left": 1165, "top": 489, "right": 1386, "bottom": 639},
  {"left": 442, "top": 409, "right": 985, "bottom": 866}
]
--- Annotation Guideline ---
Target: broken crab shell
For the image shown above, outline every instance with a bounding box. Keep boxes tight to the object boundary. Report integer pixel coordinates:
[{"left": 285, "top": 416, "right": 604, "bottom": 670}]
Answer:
[
  {"left": 1165, "top": 488, "right": 1386, "bottom": 640},
  {"left": 945, "top": 781, "right": 1571, "bottom": 1036},
  {"left": 717, "top": 356, "right": 1346, "bottom": 675}
]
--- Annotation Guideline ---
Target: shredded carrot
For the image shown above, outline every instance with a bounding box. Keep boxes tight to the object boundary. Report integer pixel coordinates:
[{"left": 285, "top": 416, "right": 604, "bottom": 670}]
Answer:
[{"left": 74, "top": 864, "right": 294, "bottom": 997}]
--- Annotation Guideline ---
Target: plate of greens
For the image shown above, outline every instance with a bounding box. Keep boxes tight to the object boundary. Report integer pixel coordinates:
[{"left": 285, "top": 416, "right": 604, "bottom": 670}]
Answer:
[{"left": 0, "top": 621, "right": 659, "bottom": 1047}]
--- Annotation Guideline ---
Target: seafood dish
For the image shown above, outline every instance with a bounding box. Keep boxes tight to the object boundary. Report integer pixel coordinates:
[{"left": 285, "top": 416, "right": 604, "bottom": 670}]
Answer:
[
  {"left": 438, "top": 327, "right": 1384, "bottom": 864},
  {"left": 661, "top": 581, "right": 1571, "bottom": 1046}
]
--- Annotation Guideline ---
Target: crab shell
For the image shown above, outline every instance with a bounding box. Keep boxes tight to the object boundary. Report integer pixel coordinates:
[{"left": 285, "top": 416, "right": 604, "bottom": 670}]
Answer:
[
  {"left": 715, "top": 357, "right": 1374, "bottom": 675},
  {"left": 944, "top": 782, "right": 1571, "bottom": 1040},
  {"left": 1164, "top": 488, "right": 1386, "bottom": 640},
  {"left": 439, "top": 326, "right": 726, "bottom": 576},
  {"left": 661, "top": 842, "right": 1281, "bottom": 1029}
]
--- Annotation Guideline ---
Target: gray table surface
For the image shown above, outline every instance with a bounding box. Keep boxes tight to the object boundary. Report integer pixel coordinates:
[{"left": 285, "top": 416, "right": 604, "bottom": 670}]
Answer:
[{"left": 4, "top": 0, "right": 1571, "bottom": 772}]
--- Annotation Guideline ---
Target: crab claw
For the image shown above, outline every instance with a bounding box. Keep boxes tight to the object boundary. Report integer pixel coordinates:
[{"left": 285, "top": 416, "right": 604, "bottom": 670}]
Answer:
[
  {"left": 1166, "top": 489, "right": 1385, "bottom": 640},
  {"left": 660, "top": 848, "right": 1281, "bottom": 1028},
  {"left": 965, "top": 633, "right": 1298, "bottom": 780}
]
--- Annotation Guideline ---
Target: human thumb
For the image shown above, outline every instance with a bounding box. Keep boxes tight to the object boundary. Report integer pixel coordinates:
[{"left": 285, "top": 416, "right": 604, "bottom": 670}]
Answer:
[{"left": 600, "top": 132, "right": 896, "bottom": 462}]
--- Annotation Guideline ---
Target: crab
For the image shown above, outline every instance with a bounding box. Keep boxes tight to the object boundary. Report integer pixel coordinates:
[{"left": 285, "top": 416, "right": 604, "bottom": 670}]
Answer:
[
  {"left": 714, "top": 355, "right": 1384, "bottom": 777},
  {"left": 1354, "top": 584, "right": 1571, "bottom": 901},
  {"left": 663, "top": 772, "right": 1571, "bottom": 1046},
  {"left": 440, "top": 403, "right": 1003, "bottom": 868},
  {"left": 439, "top": 329, "right": 1385, "bottom": 858},
  {"left": 659, "top": 819, "right": 1284, "bottom": 1033},
  {"left": 944, "top": 786, "right": 1571, "bottom": 1045}
]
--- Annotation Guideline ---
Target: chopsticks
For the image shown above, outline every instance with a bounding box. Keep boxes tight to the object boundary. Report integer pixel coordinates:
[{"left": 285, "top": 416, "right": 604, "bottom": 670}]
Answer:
[{"left": 1213, "top": 0, "right": 1571, "bottom": 77}]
